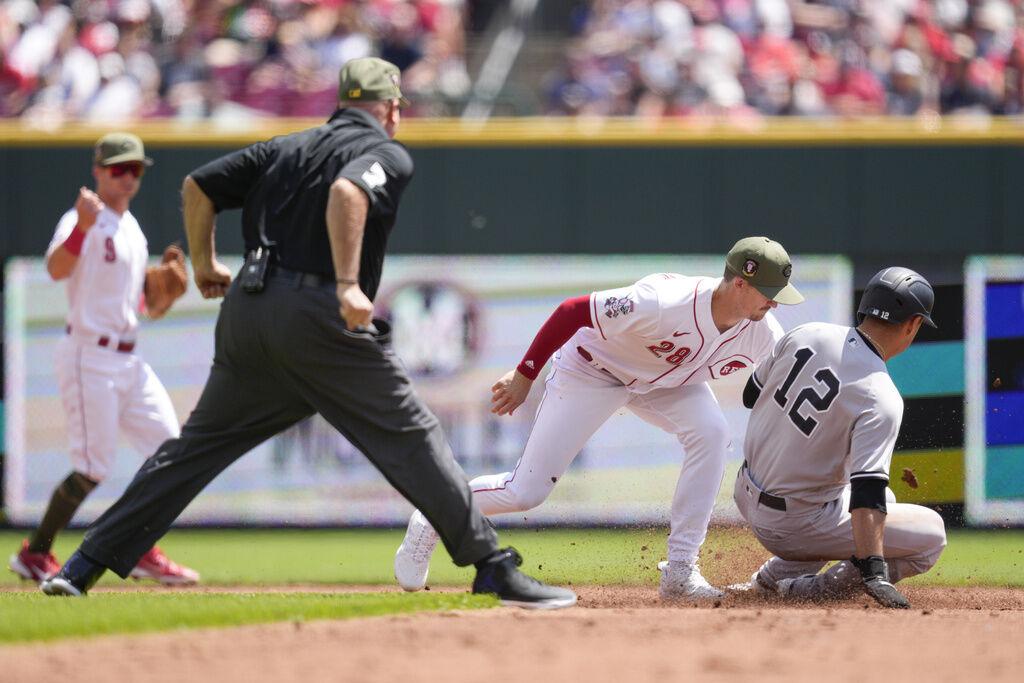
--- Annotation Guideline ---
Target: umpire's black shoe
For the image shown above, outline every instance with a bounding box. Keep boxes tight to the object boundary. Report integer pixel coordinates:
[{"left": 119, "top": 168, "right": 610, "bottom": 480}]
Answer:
[
  {"left": 472, "top": 547, "right": 577, "bottom": 610},
  {"left": 40, "top": 550, "right": 106, "bottom": 597}
]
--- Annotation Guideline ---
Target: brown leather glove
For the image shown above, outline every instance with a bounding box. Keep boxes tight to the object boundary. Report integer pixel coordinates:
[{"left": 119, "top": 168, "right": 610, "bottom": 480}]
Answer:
[{"left": 144, "top": 244, "right": 188, "bottom": 319}]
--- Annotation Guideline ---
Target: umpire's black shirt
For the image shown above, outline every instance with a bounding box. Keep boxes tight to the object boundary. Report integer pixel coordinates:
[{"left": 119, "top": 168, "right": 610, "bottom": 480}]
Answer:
[{"left": 190, "top": 108, "right": 414, "bottom": 300}]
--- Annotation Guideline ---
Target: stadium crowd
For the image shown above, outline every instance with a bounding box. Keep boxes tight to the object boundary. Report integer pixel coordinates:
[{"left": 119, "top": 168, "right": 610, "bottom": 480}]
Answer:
[
  {"left": 2, "top": 0, "right": 1023, "bottom": 121},
  {"left": 546, "top": 0, "right": 1024, "bottom": 117},
  {"left": 0, "top": 0, "right": 470, "bottom": 121}
]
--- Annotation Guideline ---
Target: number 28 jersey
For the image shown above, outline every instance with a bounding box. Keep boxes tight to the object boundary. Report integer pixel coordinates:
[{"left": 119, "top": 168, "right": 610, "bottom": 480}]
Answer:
[
  {"left": 567, "top": 274, "right": 783, "bottom": 394},
  {"left": 743, "top": 322, "right": 903, "bottom": 504}
]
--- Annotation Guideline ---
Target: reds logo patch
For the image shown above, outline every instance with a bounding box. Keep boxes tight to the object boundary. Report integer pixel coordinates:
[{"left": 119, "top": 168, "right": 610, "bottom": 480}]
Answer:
[
  {"left": 604, "top": 296, "right": 635, "bottom": 318},
  {"left": 719, "top": 360, "right": 747, "bottom": 375},
  {"left": 710, "top": 355, "right": 751, "bottom": 379}
]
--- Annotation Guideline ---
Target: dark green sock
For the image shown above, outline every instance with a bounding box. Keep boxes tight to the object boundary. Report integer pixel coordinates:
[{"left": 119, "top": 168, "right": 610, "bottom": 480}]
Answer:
[{"left": 27, "top": 472, "right": 98, "bottom": 553}]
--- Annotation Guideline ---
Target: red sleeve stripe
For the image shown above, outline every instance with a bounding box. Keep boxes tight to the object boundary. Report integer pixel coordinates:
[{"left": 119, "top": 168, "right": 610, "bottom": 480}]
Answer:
[{"left": 516, "top": 295, "right": 593, "bottom": 380}]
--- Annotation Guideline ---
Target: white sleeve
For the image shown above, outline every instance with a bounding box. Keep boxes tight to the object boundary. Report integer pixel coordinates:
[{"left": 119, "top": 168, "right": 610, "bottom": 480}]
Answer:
[
  {"left": 589, "top": 279, "right": 661, "bottom": 340},
  {"left": 46, "top": 209, "right": 80, "bottom": 258},
  {"left": 848, "top": 382, "right": 902, "bottom": 483}
]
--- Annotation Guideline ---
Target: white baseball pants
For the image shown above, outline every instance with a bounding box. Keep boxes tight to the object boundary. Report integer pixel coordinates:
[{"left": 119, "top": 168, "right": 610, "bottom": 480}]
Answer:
[
  {"left": 733, "top": 466, "right": 947, "bottom": 584},
  {"left": 54, "top": 336, "right": 180, "bottom": 481},
  {"left": 469, "top": 350, "right": 731, "bottom": 564}
]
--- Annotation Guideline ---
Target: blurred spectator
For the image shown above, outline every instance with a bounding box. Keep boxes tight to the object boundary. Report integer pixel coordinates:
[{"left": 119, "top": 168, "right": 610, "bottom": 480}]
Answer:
[
  {"left": 5, "top": 0, "right": 1024, "bottom": 121},
  {"left": 1, "top": 0, "right": 470, "bottom": 122},
  {"left": 546, "top": 0, "right": 1024, "bottom": 118}
]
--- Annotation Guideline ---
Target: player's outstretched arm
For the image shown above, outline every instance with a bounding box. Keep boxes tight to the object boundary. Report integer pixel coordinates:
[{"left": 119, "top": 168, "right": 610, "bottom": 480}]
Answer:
[
  {"left": 47, "top": 188, "right": 103, "bottom": 280},
  {"left": 490, "top": 294, "right": 592, "bottom": 416},
  {"left": 850, "top": 505, "right": 910, "bottom": 609},
  {"left": 182, "top": 176, "right": 231, "bottom": 299},
  {"left": 491, "top": 369, "right": 533, "bottom": 416}
]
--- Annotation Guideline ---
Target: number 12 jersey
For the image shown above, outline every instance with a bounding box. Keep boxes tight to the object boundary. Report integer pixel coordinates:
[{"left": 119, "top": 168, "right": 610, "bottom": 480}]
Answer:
[{"left": 743, "top": 322, "right": 903, "bottom": 504}]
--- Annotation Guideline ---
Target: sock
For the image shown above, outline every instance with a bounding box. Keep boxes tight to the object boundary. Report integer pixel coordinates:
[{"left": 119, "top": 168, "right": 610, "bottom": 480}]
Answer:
[{"left": 28, "top": 472, "right": 98, "bottom": 553}]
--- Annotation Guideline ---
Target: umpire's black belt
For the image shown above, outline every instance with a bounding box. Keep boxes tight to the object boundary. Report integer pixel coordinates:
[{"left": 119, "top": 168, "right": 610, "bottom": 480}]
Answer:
[
  {"left": 268, "top": 265, "right": 335, "bottom": 289},
  {"left": 742, "top": 460, "right": 787, "bottom": 511}
]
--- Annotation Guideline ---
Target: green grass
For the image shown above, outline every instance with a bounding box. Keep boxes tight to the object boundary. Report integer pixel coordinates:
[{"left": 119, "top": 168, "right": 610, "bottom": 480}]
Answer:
[
  {"left": 1, "top": 527, "right": 1021, "bottom": 644},
  {"left": 2, "top": 527, "right": 1021, "bottom": 588},
  {"left": 0, "top": 592, "right": 495, "bottom": 644}
]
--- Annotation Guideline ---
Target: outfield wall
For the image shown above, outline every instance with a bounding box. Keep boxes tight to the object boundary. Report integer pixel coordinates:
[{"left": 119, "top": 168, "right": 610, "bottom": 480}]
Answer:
[{"left": 1, "top": 118, "right": 1023, "bottom": 280}]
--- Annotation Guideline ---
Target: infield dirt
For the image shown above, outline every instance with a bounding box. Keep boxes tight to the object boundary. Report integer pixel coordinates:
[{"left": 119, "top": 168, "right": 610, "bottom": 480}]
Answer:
[{"left": 4, "top": 584, "right": 1022, "bottom": 683}]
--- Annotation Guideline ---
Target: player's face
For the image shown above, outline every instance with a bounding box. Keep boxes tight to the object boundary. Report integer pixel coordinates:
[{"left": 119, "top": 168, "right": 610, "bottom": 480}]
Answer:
[
  {"left": 893, "top": 315, "right": 925, "bottom": 355},
  {"left": 741, "top": 280, "right": 778, "bottom": 321},
  {"left": 94, "top": 162, "right": 144, "bottom": 202}
]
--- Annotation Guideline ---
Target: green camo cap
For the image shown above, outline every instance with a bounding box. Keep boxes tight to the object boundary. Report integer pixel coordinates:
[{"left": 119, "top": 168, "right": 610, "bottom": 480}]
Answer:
[
  {"left": 338, "top": 57, "right": 410, "bottom": 107},
  {"left": 94, "top": 132, "right": 153, "bottom": 166},
  {"left": 725, "top": 236, "right": 804, "bottom": 305}
]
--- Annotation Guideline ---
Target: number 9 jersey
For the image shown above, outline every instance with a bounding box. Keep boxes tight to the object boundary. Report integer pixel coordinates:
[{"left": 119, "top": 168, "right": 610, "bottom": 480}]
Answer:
[{"left": 743, "top": 322, "right": 903, "bottom": 505}]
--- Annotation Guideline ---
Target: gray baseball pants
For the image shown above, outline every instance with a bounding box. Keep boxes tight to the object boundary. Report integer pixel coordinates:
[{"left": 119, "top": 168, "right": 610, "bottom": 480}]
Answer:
[
  {"left": 734, "top": 466, "right": 947, "bottom": 586},
  {"left": 80, "top": 272, "right": 498, "bottom": 576}
]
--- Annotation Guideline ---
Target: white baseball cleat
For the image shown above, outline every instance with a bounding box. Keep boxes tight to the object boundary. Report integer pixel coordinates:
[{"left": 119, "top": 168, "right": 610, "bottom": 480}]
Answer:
[
  {"left": 394, "top": 509, "right": 439, "bottom": 592},
  {"left": 726, "top": 570, "right": 776, "bottom": 595},
  {"left": 658, "top": 560, "right": 726, "bottom": 601}
]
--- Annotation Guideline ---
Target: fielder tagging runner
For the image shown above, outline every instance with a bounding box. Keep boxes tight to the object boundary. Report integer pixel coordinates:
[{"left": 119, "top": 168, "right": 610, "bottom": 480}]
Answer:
[
  {"left": 396, "top": 237, "right": 804, "bottom": 599},
  {"left": 8, "top": 133, "right": 198, "bottom": 586},
  {"left": 733, "top": 267, "right": 947, "bottom": 608}
]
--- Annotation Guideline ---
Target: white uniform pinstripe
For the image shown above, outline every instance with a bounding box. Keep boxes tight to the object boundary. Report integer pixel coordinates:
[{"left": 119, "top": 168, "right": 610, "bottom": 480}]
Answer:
[{"left": 735, "top": 323, "right": 946, "bottom": 584}]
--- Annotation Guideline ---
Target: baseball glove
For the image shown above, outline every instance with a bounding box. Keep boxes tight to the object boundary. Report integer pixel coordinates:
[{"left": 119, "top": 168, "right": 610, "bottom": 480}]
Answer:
[{"left": 145, "top": 244, "right": 188, "bottom": 319}]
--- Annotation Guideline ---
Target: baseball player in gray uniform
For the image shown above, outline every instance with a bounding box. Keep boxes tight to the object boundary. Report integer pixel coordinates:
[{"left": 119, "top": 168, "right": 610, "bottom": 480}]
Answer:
[{"left": 733, "top": 267, "right": 947, "bottom": 608}]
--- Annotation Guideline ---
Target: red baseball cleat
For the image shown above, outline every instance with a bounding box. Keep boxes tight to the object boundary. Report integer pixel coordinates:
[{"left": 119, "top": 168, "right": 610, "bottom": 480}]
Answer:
[
  {"left": 129, "top": 546, "right": 200, "bottom": 586},
  {"left": 9, "top": 539, "right": 61, "bottom": 583}
]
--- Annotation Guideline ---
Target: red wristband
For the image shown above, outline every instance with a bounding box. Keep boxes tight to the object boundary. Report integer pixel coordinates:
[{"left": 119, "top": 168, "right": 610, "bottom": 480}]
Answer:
[{"left": 63, "top": 225, "right": 86, "bottom": 256}]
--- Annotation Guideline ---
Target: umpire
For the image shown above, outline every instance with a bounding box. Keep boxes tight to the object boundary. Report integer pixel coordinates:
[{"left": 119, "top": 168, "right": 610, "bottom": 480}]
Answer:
[{"left": 43, "top": 57, "right": 576, "bottom": 609}]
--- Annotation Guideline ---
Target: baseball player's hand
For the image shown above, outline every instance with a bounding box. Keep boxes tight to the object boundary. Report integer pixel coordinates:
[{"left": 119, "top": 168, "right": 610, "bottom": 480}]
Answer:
[
  {"left": 338, "top": 283, "right": 373, "bottom": 330},
  {"left": 193, "top": 259, "right": 232, "bottom": 299},
  {"left": 491, "top": 369, "right": 533, "bottom": 416},
  {"left": 851, "top": 556, "right": 910, "bottom": 609},
  {"left": 74, "top": 187, "right": 104, "bottom": 231}
]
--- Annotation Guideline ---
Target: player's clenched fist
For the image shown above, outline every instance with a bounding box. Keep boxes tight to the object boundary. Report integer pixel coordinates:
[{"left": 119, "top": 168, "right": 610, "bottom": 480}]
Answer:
[
  {"left": 74, "top": 187, "right": 105, "bottom": 231},
  {"left": 491, "top": 369, "right": 533, "bottom": 416}
]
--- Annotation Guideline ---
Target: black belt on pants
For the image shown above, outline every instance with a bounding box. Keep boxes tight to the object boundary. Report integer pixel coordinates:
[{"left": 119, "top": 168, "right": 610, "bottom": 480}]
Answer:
[
  {"left": 742, "top": 460, "right": 787, "bottom": 511},
  {"left": 268, "top": 265, "right": 335, "bottom": 289}
]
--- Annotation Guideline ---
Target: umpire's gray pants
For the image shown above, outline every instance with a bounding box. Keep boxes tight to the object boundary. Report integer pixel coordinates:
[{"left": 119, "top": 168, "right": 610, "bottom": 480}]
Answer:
[{"left": 81, "top": 272, "right": 498, "bottom": 576}]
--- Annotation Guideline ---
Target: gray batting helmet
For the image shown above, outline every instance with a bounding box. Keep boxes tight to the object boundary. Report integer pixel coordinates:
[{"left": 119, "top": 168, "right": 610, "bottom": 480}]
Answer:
[{"left": 857, "top": 267, "right": 936, "bottom": 327}]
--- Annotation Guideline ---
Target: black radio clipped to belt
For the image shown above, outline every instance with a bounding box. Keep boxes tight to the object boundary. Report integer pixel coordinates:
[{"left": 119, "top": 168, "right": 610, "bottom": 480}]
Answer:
[{"left": 240, "top": 246, "right": 271, "bottom": 293}]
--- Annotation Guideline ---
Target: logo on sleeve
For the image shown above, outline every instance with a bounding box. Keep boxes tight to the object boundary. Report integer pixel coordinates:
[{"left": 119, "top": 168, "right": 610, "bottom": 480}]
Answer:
[
  {"left": 362, "top": 162, "right": 387, "bottom": 189},
  {"left": 603, "top": 296, "right": 635, "bottom": 318}
]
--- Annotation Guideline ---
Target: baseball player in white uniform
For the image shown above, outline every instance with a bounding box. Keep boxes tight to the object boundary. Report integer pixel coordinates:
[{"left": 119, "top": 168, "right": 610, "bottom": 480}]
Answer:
[
  {"left": 8, "top": 133, "right": 199, "bottom": 586},
  {"left": 733, "top": 267, "right": 946, "bottom": 608},
  {"left": 395, "top": 237, "right": 804, "bottom": 599}
]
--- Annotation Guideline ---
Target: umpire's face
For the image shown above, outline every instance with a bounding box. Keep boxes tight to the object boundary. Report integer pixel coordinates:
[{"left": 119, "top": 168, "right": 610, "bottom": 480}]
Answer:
[{"left": 384, "top": 98, "right": 401, "bottom": 138}]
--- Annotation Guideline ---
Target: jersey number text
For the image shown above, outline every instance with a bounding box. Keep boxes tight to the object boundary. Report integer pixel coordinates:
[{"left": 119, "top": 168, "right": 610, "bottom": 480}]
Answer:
[
  {"left": 647, "top": 340, "right": 691, "bottom": 365},
  {"left": 773, "top": 347, "right": 841, "bottom": 437}
]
